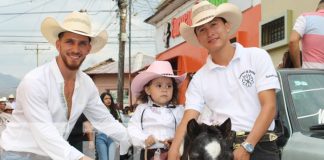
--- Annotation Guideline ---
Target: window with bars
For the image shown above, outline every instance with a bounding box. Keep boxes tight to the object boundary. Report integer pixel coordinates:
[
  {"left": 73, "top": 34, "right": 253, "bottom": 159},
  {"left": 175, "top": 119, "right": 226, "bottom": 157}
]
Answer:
[
  {"left": 259, "top": 10, "right": 292, "bottom": 50},
  {"left": 261, "top": 17, "right": 285, "bottom": 46}
]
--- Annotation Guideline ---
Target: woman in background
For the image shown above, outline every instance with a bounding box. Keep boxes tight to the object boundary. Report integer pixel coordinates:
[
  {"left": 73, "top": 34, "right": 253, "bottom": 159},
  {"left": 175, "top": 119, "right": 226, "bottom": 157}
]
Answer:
[{"left": 96, "top": 92, "right": 122, "bottom": 160}]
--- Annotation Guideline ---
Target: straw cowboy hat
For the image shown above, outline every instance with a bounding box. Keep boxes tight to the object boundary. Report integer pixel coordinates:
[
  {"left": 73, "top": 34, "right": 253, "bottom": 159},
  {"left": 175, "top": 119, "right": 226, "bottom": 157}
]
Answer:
[
  {"left": 8, "top": 94, "right": 14, "bottom": 99},
  {"left": 0, "top": 97, "right": 7, "bottom": 102},
  {"left": 41, "top": 11, "right": 108, "bottom": 53},
  {"left": 131, "top": 61, "right": 187, "bottom": 97},
  {"left": 180, "top": 1, "right": 242, "bottom": 47}
]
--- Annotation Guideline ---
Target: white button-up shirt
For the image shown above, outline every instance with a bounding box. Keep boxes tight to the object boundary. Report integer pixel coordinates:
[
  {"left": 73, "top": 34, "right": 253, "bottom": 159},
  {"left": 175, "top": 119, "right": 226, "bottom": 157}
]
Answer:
[{"left": 0, "top": 59, "right": 130, "bottom": 160}]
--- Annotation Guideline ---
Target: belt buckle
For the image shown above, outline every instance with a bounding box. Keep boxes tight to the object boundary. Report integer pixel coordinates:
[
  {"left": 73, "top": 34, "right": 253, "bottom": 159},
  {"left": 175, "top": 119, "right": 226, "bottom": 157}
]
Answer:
[
  {"left": 236, "top": 131, "right": 245, "bottom": 136},
  {"left": 233, "top": 143, "right": 241, "bottom": 149},
  {"left": 268, "top": 133, "right": 278, "bottom": 141}
]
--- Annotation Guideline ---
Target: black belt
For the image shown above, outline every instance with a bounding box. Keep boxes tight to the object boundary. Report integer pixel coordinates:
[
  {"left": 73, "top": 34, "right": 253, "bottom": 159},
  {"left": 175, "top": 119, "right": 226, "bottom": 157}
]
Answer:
[{"left": 231, "top": 131, "right": 278, "bottom": 149}]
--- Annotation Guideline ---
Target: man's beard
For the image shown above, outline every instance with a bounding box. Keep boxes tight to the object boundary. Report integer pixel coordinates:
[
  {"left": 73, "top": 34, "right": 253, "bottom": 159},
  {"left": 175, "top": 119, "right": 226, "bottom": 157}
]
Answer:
[{"left": 61, "top": 53, "right": 85, "bottom": 71}]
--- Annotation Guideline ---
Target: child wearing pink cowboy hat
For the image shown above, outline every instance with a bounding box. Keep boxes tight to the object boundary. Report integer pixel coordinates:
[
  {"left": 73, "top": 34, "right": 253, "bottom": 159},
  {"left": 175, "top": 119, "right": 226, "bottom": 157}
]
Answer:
[{"left": 127, "top": 61, "right": 186, "bottom": 160}]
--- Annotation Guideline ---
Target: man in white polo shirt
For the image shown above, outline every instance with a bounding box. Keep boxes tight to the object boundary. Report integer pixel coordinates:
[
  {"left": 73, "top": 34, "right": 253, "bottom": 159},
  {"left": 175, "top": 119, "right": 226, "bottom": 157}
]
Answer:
[{"left": 168, "top": 1, "right": 280, "bottom": 160}]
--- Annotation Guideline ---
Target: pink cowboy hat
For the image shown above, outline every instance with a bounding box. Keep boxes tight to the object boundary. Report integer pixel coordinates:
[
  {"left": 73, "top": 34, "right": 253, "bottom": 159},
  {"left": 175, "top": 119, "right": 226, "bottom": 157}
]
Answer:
[{"left": 131, "top": 61, "right": 187, "bottom": 97}]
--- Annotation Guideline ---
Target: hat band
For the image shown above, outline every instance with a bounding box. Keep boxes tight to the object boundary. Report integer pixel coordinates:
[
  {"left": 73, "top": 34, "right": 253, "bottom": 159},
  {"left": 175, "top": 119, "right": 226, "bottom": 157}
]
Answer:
[
  {"left": 192, "top": 4, "right": 216, "bottom": 18},
  {"left": 195, "top": 15, "right": 215, "bottom": 24},
  {"left": 65, "top": 18, "right": 91, "bottom": 28},
  {"left": 161, "top": 73, "right": 175, "bottom": 76}
]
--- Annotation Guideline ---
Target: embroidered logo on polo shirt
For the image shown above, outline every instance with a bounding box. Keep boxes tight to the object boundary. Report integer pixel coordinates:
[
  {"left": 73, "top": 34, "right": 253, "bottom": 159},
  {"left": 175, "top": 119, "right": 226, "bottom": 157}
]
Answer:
[{"left": 239, "top": 70, "right": 255, "bottom": 87}]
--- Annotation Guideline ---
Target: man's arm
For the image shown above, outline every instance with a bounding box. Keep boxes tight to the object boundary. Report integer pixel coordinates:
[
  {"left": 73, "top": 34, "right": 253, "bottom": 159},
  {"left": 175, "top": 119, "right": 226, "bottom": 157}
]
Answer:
[
  {"left": 289, "top": 30, "right": 302, "bottom": 68},
  {"left": 168, "top": 109, "right": 200, "bottom": 160},
  {"left": 233, "top": 89, "right": 277, "bottom": 160}
]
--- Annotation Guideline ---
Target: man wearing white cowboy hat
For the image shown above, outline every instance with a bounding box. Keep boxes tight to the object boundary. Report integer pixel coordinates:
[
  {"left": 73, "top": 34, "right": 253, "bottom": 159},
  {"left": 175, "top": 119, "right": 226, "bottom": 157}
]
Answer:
[
  {"left": 0, "top": 11, "right": 131, "bottom": 160},
  {"left": 0, "top": 97, "right": 12, "bottom": 137},
  {"left": 169, "top": 1, "right": 280, "bottom": 160}
]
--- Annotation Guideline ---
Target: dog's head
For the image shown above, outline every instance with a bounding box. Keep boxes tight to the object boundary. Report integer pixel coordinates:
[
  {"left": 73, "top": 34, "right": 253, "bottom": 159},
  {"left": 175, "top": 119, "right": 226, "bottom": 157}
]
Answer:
[{"left": 185, "top": 118, "right": 233, "bottom": 160}]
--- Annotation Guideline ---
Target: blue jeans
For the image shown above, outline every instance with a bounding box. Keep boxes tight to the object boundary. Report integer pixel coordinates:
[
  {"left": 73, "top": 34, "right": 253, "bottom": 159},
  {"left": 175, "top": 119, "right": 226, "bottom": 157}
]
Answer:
[
  {"left": 96, "top": 132, "right": 116, "bottom": 160},
  {"left": 1, "top": 150, "right": 51, "bottom": 160}
]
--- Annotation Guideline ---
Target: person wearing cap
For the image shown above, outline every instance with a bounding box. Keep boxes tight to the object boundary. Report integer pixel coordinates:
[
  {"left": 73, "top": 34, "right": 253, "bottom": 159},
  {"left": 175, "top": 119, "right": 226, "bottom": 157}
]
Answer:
[
  {"left": 6, "top": 94, "right": 16, "bottom": 110},
  {"left": 0, "top": 11, "right": 130, "bottom": 160},
  {"left": 127, "top": 61, "right": 186, "bottom": 160},
  {"left": 168, "top": 1, "right": 280, "bottom": 160}
]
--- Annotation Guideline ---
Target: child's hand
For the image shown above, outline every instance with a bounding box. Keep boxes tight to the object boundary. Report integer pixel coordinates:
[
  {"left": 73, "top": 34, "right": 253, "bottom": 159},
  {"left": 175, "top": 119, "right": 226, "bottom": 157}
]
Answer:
[
  {"left": 161, "top": 138, "right": 173, "bottom": 149},
  {"left": 145, "top": 135, "right": 156, "bottom": 147}
]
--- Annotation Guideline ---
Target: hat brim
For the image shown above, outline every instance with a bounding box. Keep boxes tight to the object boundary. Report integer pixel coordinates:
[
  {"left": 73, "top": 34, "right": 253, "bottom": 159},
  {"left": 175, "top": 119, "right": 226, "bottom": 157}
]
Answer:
[
  {"left": 180, "top": 3, "right": 242, "bottom": 47},
  {"left": 131, "top": 72, "right": 187, "bottom": 97},
  {"left": 41, "top": 17, "right": 108, "bottom": 53}
]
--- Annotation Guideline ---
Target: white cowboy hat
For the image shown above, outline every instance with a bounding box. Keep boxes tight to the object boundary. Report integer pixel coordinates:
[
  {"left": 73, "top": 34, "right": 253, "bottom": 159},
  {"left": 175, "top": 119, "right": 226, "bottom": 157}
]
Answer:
[
  {"left": 8, "top": 94, "right": 14, "bottom": 99},
  {"left": 0, "top": 97, "right": 7, "bottom": 102},
  {"left": 180, "top": 1, "right": 242, "bottom": 47},
  {"left": 41, "top": 11, "right": 108, "bottom": 53},
  {"left": 131, "top": 61, "right": 187, "bottom": 97}
]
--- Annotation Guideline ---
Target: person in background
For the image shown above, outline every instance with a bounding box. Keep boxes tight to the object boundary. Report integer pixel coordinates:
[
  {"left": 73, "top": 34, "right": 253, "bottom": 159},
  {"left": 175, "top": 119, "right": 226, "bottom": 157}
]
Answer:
[
  {"left": 168, "top": 1, "right": 280, "bottom": 160},
  {"left": 6, "top": 94, "right": 16, "bottom": 110},
  {"left": 289, "top": 0, "right": 324, "bottom": 68},
  {"left": 278, "top": 51, "right": 302, "bottom": 69},
  {"left": 0, "top": 97, "right": 11, "bottom": 136},
  {"left": 127, "top": 61, "right": 186, "bottom": 160},
  {"left": 0, "top": 11, "right": 130, "bottom": 160},
  {"left": 96, "top": 92, "right": 122, "bottom": 160}
]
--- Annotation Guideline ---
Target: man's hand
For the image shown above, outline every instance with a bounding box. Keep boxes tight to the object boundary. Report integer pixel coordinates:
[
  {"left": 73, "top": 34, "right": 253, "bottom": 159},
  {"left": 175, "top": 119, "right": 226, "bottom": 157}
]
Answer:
[
  {"left": 79, "top": 155, "right": 93, "bottom": 160},
  {"left": 233, "top": 147, "right": 250, "bottom": 160}
]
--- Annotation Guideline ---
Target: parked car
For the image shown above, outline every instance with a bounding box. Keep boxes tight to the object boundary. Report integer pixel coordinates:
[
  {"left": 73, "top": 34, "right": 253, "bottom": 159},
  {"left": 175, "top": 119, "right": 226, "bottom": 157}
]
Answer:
[{"left": 276, "top": 69, "right": 324, "bottom": 160}]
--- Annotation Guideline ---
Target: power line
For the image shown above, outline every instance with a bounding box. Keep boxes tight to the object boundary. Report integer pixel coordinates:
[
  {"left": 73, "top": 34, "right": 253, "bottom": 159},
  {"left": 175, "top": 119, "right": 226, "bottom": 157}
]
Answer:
[
  {"left": 0, "top": 0, "right": 38, "bottom": 8},
  {"left": 0, "top": 35, "right": 154, "bottom": 38},
  {"left": 0, "top": 40, "right": 155, "bottom": 45},
  {"left": 0, "top": 10, "right": 117, "bottom": 15},
  {"left": 25, "top": 44, "right": 50, "bottom": 67},
  {"left": 0, "top": 0, "right": 56, "bottom": 24}
]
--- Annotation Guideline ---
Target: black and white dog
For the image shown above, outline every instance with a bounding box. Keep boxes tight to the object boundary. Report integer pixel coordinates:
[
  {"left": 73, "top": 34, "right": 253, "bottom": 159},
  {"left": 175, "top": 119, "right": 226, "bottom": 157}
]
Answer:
[{"left": 181, "top": 118, "right": 233, "bottom": 160}]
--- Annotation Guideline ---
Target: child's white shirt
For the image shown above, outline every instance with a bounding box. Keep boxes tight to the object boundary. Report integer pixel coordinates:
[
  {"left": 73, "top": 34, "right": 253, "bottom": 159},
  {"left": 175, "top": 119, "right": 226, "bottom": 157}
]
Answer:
[{"left": 127, "top": 100, "right": 184, "bottom": 149}]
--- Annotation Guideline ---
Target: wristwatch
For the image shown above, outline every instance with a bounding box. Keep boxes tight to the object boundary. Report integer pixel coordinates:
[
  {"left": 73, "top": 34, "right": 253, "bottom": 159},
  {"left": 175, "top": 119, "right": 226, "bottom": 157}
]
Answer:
[{"left": 241, "top": 141, "right": 254, "bottom": 153}]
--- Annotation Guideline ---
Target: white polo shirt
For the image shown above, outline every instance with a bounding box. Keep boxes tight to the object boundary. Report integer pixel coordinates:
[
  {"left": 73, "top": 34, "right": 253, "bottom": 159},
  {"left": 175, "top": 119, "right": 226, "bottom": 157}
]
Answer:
[{"left": 186, "top": 43, "right": 280, "bottom": 131}]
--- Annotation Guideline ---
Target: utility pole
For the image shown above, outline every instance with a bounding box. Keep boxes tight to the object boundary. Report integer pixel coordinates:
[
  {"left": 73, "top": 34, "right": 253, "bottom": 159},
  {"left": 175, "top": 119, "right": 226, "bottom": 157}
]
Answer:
[
  {"left": 25, "top": 44, "right": 50, "bottom": 67},
  {"left": 117, "top": 0, "right": 128, "bottom": 109},
  {"left": 128, "top": 0, "right": 132, "bottom": 106}
]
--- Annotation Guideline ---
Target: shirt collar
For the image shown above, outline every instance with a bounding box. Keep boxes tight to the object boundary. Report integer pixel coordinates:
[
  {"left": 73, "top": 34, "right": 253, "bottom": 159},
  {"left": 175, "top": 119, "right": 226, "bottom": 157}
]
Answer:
[
  {"left": 50, "top": 58, "right": 80, "bottom": 89},
  {"left": 206, "top": 42, "right": 243, "bottom": 70},
  {"left": 147, "top": 98, "right": 175, "bottom": 108}
]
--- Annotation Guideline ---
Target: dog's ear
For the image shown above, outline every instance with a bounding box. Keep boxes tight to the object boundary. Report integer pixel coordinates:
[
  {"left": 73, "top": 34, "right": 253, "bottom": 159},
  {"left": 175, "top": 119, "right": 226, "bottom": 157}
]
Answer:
[
  {"left": 187, "top": 119, "right": 201, "bottom": 139},
  {"left": 218, "top": 118, "right": 232, "bottom": 138}
]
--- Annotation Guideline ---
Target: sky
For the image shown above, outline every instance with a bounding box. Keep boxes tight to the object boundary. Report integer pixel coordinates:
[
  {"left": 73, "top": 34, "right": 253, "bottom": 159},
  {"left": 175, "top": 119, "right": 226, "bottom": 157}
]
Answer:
[{"left": 0, "top": 0, "right": 159, "bottom": 79}]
